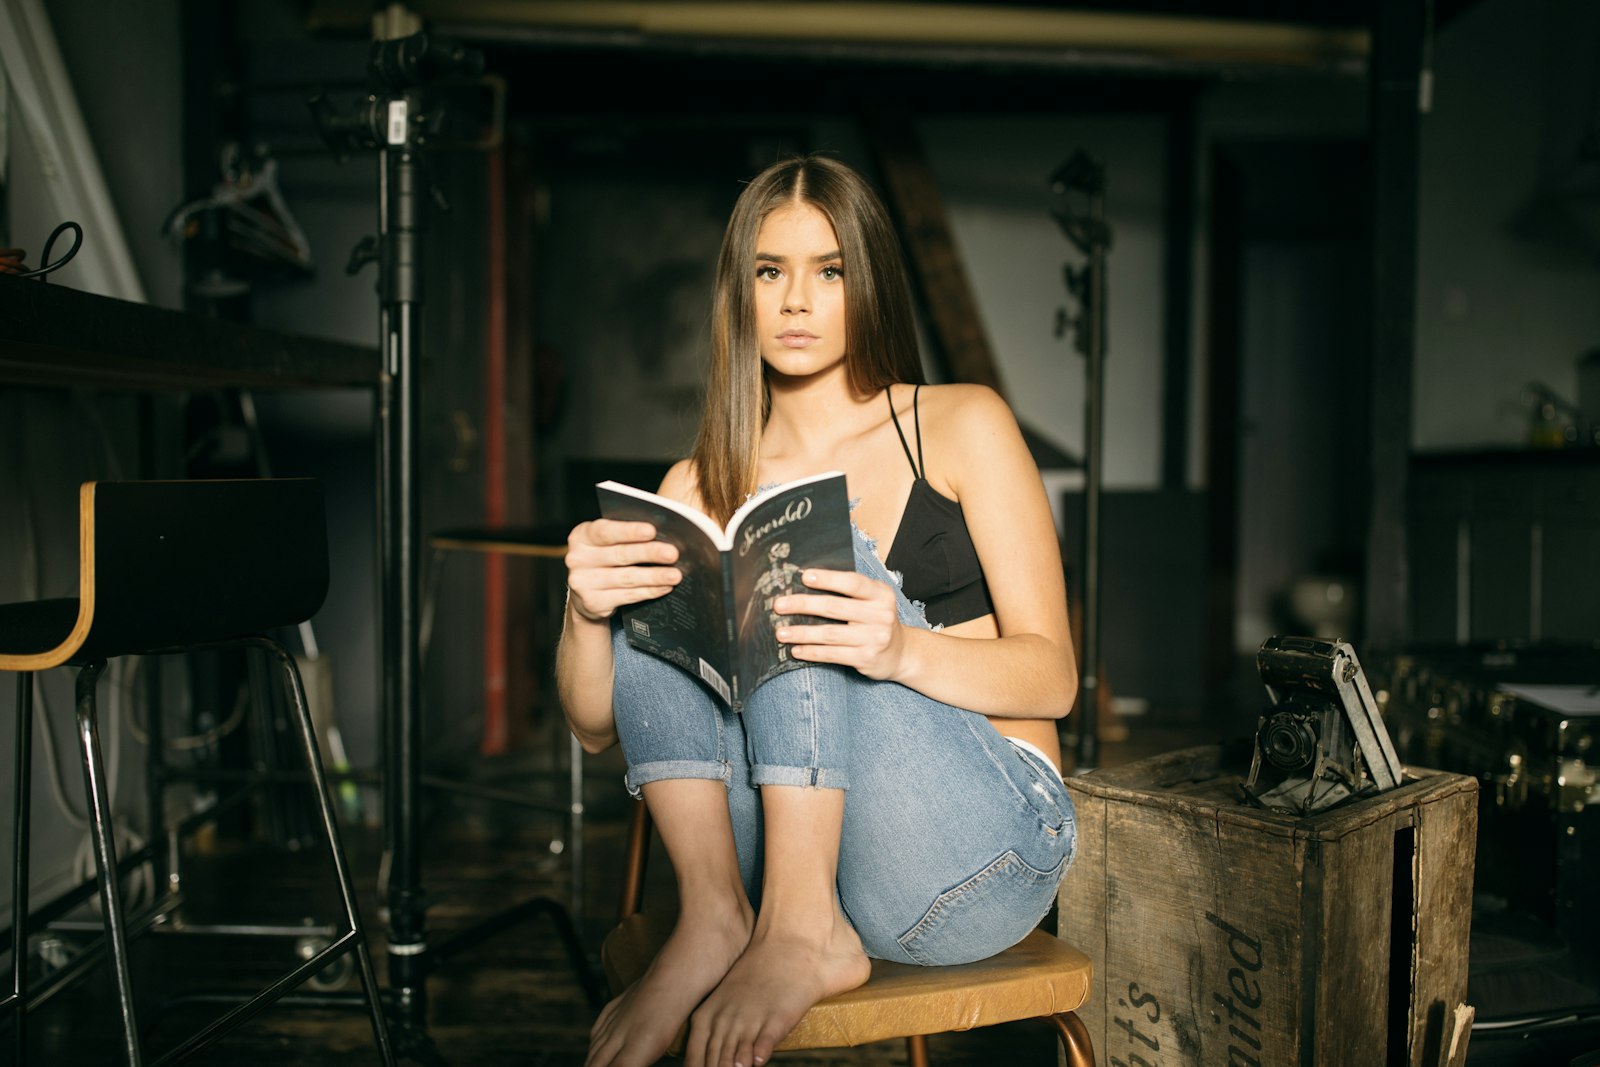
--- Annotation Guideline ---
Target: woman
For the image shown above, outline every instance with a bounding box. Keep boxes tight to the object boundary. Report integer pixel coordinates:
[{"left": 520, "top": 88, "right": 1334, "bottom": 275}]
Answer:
[{"left": 558, "top": 154, "right": 1078, "bottom": 1067}]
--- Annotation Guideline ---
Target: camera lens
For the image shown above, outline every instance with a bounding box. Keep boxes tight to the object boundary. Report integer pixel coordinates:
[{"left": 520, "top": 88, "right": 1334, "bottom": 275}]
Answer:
[{"left": 1260, "top": 712, "right": 1318, "bottom": 771}]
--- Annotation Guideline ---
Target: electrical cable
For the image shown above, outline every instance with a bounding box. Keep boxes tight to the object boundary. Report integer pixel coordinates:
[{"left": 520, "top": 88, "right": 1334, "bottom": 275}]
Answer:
[
  {"left": 11, "top": 220, "right": 84, "bottom": 281},
  {"left": 105, "top": 658, "right": 122, "bottom": 805},
  {"left": 9, "top": 396, "right": 92, "bottom": 830},
  {"left": 74, "top": 391, "right": 126, "bottom": 481},
  {"left": 64, "top": 658, "right": 154, "bottom": 920},
  {"left": 1473, "top": 1005, "right": 1600, "bottom": 1032},
  {"left": 122, "top": 660, "right": 249, "bottom": 752},
  {"left": 71, "top": 818, "right": 153, "bottom": 918},
  {"left": 8, "top": 395, "right": 42, "bottom": 606},
  {"left": 8, "top": 393, "right": 167, "bottom": 871},
  {"left": 23, "top": 679, "right": 89, "bottom": 831}
]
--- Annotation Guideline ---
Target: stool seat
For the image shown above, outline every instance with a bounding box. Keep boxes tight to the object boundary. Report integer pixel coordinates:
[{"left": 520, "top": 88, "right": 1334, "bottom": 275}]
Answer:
[{"left": 602, "top": 912, "right": 1094, "bottom": 1053}]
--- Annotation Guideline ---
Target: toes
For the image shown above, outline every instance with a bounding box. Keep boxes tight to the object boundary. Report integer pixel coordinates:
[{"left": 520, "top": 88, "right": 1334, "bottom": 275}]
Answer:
[
  {"left": 711, "top": 1034, "right": 733, "bottom": 1067},
  {"left": 707, "top": 1019, "right": 737, "bottom": 1067},
  {"left": 590, "top": 992, "right": 623, "bottom": 1037},
  {"left": 682, "top": 1016, "right": 708, "bottom": 1067},
  {"left": 585, "top": 1027, "right": 621, "bottom": 1067}
]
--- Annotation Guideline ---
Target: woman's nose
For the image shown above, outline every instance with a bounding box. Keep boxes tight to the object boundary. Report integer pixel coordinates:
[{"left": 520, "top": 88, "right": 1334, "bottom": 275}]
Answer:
[{"left": 782, "top": 279, "right": 809, "bottom": 313}]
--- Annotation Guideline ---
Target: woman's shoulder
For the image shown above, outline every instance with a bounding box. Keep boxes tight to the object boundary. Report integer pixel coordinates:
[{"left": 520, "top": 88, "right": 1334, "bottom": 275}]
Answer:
[
  {"left": 657, "top": 458, "right": 706, "bottom": 511},
  {"left": 907, "top": 382, "right": 1018, "bottom": 438},
  {"left": 894, "top": 383, "right": 1026, "bottom": 495}
]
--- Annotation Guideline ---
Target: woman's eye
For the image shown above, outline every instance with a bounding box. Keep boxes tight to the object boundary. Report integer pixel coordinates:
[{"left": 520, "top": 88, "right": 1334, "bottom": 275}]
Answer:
[
  {"left": 820, "top": 265, "right": 843, "bottom": 281},
  {"left": 756, "top": 265, "right": 781, "bottom": 281}
]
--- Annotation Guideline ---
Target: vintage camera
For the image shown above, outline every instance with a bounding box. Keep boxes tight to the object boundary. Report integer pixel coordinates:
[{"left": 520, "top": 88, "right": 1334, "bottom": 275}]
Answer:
[{"left": 1243, "top": 636, "right": 1405, "bottom": 815}]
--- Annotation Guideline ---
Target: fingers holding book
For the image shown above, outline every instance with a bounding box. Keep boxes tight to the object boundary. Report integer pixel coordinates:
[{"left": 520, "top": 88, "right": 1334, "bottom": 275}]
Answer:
[
  {"left": 771, "top": 568, "right": 905, "bottom": 681},
  {"left": 565, "top": 518, "right": 683, "bottom": 623}
]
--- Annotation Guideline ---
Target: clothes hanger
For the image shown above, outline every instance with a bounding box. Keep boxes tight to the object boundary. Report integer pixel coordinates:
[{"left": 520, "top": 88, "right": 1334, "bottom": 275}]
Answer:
[{"left": 163, "top": 146, "right": 313, "bottom": 273}]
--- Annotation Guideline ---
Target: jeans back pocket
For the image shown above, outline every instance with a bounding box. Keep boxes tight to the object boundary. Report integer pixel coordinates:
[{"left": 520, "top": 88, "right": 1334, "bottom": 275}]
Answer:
[{"left": 895, "top": 848, "right": 1066, "bottom": 966}]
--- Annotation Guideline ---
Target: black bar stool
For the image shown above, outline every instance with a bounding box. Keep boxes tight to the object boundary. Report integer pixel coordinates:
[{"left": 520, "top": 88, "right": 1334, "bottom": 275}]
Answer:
[{"left": 0, "top": 479, "right": 394, "bottom": 1066}]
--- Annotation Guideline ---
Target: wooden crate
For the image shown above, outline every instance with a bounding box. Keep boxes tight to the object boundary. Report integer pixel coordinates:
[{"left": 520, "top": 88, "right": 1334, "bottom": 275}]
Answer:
[{"left": 1058, "top": 745, "right": 1477, "bottom": 1067}]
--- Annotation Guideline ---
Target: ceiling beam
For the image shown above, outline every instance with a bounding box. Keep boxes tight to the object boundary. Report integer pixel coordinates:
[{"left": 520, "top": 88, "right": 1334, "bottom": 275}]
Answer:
[{"left": 309, "top": 1, "right": 1368, "bottom": 75}]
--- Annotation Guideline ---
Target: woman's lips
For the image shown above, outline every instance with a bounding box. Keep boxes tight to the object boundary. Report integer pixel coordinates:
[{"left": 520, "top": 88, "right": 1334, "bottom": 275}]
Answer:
[{"left": 778, "top": 331, "right": 819, "bottom": 348}]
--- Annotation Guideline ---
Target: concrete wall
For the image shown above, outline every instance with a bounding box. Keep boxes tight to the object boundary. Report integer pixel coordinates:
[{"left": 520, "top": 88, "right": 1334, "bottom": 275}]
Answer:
[
  {"left": 1414, "top": 0, "right": 1600, "bottom": 450},
  {"left": 3, "top": 0, "right": 185, "bottom": 308}
]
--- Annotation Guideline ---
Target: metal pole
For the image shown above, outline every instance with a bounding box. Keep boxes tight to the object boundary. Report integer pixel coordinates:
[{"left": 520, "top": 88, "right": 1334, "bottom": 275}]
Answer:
[
  {"left": 378, "top": 92, "right": 430, "bottom": 1026},
  {"left": 1051, "top": 151, "right": 1111, "bottom": 773},
  {"left": 1078, "top": 191, "right": 1107, "bottom": 773},
  {"left": 1365, "top": 0, "right": 1424, "bottom": 648},
  {"left": 311, "top": 37, "right": 599, "bottom": 1052}
]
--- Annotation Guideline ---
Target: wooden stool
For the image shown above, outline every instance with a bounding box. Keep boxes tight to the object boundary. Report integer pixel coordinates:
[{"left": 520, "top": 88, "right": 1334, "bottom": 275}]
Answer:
[
  {"left": 601, "top": 804, "right": 1096, "bottom": 1067},
  {"left": 0, "top": 479, "right": 393, "bottom": 1065}
]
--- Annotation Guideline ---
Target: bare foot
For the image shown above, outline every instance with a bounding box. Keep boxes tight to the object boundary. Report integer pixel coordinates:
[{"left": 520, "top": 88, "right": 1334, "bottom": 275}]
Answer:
[
  {"left": 684, "top": 908, "right": 871, "bottom": 1067},
  {"left": 587, "top": 902, "right": 755, "bottom": 1067}
]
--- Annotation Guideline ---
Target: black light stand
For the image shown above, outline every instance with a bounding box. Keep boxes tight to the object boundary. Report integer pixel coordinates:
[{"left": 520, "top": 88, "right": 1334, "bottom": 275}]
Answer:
[
  {"left": 1051, "top": 152, "right": 1112, "bottom": 774},
  {"left": 311, "top": 32, "right": 601, "bottom": 1063}
]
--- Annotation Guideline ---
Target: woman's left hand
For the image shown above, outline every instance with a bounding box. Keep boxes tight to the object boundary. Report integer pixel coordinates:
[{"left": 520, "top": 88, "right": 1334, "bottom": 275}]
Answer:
[{"left": 772, "top": 569, "right": 906, "bottom": 681}]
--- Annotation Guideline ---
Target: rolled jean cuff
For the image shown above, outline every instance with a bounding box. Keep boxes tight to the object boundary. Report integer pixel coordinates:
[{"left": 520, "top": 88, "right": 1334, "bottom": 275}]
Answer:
[
  {"left": 624, "top": 758, "right": 731, "bottom": 798},
  {"left": 749, "top": 762, "right": 851, "bottom": 791}
]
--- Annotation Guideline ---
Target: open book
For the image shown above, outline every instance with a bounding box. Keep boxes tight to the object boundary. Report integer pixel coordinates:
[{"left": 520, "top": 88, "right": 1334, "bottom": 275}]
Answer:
[{"left": 596, "top": 471, "right": 854, "bottom": 709}]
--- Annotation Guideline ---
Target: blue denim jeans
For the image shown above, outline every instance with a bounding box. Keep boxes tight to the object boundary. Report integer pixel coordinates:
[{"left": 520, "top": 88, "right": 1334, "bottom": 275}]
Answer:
[{"left": 610, "top": 524, "right": 1076, "bottom": 966}]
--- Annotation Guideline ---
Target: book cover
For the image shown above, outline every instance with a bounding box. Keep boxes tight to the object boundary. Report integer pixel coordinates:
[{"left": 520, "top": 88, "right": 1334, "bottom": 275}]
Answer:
[{"left": 596, "top": 471, "right": 854, "bottom": 708}]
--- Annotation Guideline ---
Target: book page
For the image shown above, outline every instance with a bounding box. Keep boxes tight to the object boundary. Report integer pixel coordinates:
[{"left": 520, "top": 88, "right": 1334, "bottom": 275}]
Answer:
[
  {"left": 595, "top": 480, "right": 726, "bottom": 545},
  {"left": 597, "top": 483, "right": 734, "bottom": 702},
  {"left": 729, "top": 473, "right": 854, "bottom": 705},
  {"left": 726, "top": 470, "right": 849, "bottom": 540}
]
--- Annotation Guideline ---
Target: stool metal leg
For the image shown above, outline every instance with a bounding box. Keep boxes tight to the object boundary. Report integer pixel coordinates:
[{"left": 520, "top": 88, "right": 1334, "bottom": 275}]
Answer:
[
  {"left": 123, "top": 640, "right": 396, "bottom": 1066},
  {"left": 1043, "top": 1010, "right": 1098, "bottom": 1067},
  {"left": 11, "top": 673, "right": 34, "bottom": 1064},
  {"left": 259, "top": 639, "right": 396, "bottom": 1066},
  {"left": 75, "top": 661, "right": 144, "bottom": 1067}
]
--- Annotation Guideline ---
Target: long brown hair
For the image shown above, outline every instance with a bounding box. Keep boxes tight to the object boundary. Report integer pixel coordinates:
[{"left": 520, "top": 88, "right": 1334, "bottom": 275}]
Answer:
[{"left": 691, "top": 154, "right": 925, "bottom": 524}]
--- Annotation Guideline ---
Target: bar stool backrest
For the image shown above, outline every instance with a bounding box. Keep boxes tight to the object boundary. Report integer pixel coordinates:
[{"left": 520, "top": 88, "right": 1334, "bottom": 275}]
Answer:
[
  {"left": 16, "top": 479, "right": 328, "bottom": 668},
  {"left": 0, "top": 477, "right": 395, "bottom": 1065}
]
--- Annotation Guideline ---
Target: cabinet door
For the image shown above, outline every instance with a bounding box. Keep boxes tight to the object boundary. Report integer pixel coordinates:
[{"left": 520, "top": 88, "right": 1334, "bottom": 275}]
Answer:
[{"left": 1411, "top": 459, "right": 1600, "bottom": 644}]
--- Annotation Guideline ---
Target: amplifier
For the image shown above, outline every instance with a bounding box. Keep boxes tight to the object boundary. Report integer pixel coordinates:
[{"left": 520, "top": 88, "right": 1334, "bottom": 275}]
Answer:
[{"left": 1378, "top": 643, "right": 1600, "bottom": 957}]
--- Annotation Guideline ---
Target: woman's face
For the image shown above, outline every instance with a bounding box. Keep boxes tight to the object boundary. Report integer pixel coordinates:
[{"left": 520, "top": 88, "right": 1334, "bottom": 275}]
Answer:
[{"left": 752, "top": 202, "right": 847, "bottom": 381}]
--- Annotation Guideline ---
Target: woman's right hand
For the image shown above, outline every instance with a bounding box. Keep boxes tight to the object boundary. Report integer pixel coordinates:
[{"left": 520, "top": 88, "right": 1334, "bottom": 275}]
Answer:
[{"left": 564, "top": 519, "right": 681, "bottom": 623}]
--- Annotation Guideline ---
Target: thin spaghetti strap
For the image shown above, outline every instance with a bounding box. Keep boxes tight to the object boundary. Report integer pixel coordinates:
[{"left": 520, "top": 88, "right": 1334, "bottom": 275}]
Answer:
[
  {"left": 886, "top": 386, "right": 921, "bottom": 478},
  {"left": 912, "top": 384, "right": 925, "bottom": 476}
]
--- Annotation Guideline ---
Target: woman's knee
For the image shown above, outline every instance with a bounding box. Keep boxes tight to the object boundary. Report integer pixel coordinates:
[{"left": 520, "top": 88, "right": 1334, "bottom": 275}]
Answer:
[
  {"left": 611, "top": 629, "right": 739, "bottom": 777},
  {"left": 741, "top": 664, "right": 856, "bottom": 786}
]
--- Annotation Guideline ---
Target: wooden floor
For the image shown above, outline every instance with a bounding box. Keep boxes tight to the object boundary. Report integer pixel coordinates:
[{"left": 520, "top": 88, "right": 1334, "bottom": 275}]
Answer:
[
  {"left": 12, "top": 716, "right": 1596, "bottom": 1065},
  {"left": 14, "top": 722, "right": 1202, "bottom": 1067}
]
